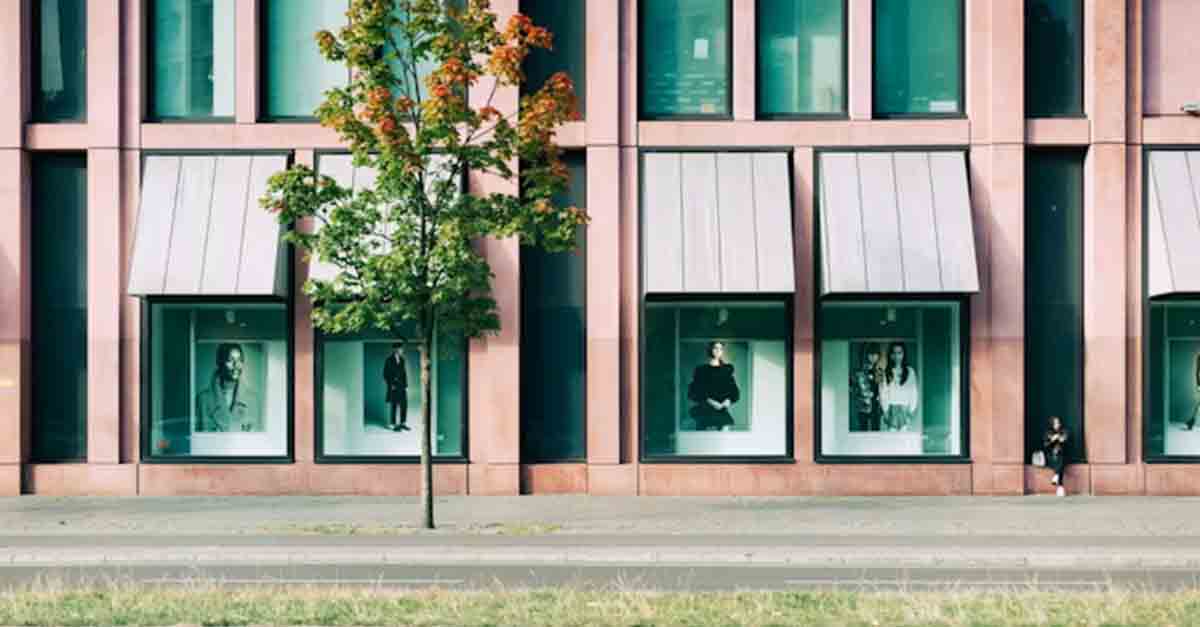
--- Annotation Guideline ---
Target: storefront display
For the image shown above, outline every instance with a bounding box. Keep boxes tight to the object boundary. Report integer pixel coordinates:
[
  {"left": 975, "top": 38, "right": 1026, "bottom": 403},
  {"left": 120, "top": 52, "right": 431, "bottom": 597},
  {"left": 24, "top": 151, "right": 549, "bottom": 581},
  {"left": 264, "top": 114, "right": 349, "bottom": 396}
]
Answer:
[
  {"left": 820, "top": 301, "right": 963, "bottom": 458},
  {"left": 319, "top": 325, "right": 465, "bottom": 458},
  {"left": 146, "top": 302, "right": 290, "bottom": 459},
  {"left": 643, "top": 300, "right": 790, "bottom": 458},
  {"left": 1147, "top": 301, "right": 1200, "bottom": 458}
]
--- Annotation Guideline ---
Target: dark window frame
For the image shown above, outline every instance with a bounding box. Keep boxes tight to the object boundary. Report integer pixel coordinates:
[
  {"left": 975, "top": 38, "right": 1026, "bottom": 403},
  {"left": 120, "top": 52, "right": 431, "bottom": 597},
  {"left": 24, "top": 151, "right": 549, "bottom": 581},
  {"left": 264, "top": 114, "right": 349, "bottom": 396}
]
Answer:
[
  {"left": 1023, "top": 0, "right": 1086, "bottom": 119},
  {"left": 870, "top": 0, "right": 967, "bottom": 120},
  {"left": 1142, "top": 145, "right": 1200, "bottom": 464},
  {"left": 638, "top": 0, "right": 736, "bottom": 121},
  {"left": 811, "top": 146, "right": 973, "bottom": 463},
  {"left": 754, "top": 0, "right": 850, "bottom": 120},
  {"left": 145, "top": 0, "right": 238, "bottom": 123}
]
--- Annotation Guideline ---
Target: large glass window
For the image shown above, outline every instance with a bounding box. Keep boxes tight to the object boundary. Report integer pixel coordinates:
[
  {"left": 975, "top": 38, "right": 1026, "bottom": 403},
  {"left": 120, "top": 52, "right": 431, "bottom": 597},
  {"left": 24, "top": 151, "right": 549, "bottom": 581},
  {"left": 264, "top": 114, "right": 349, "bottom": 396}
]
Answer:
[
  {"left": 819, "top": 301, "right": 965, "bottom": 459},
  {"left": 521, "top": 153, "right": 586, "bottom": 462},
  {"left": 1025, "top": 0, "right": 1083, "bottom": 117},
  {"left": 150, "top": 0, "right": 236, "bottom": 120},
  {"left": 33, "top": 0, "right": 87, "bottom": 122},
  {"left": 643, "top": 300, "right": 791, "bottom": 459},
  {"left": 873, "top": 0, "right": 963, "bottom": 117},
  {"left": 145, "top": 302, "right": 290, "bottom": 460},
  {"left": 1025, "top": 150, "right": 1084, "bottom": 462},
  {"left": 522, "top": 0, "right": 586, "bottom": 117},
  {"left": 262, "top": 0, "right": 348, "bottom": 120},
  {"left": 639, "top": 0, "right": 731, "bottom": 118},
  {"left": 318, "top": 325, "right": 465, "bottom": 459},
  {"left": 757, "top": 0, "right": 845, "bottom": 117},
  {"left": 31, "top": 154, "right": 88, "bottom": 462},
  {"left": 1148, "top": 301, "right": 1200, "bottom": 459}
]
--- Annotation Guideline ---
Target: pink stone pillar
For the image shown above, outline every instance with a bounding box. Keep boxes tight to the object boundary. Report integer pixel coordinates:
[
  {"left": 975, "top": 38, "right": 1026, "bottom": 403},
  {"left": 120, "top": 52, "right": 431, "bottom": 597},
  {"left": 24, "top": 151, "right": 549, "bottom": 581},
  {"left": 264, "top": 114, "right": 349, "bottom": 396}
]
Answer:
[
  {"left": 236, "top": 0, "right": 261, "bottom": 124},
  {"left": 792, "top": 147, "right": 816, "bottom": 463},
  {"left": 966, "top": 0, "right": 991, "bottom": 142},
  {"left": 989, "top": 0, "right": 1024, "bottom": 141},
  {"left": 467, "top": 0, "right": 520, "bottom": 495},
  {"left": 88, "top": 0, "right": 122, "bottom": 146},
  {"left": 731, "top": 0, "right": 755, "bottom": 121},
  {"left": 586, "top": 0, "right": 620, "bottom": 145},
  {"left": 293, "top": 150, "right": 315, "bottom": 464},
  {"left": 847, "top": 0, "right": 872, "bottom": 120},
  {"left": 619, "top": 0, "right": 639, "bottom": 145},
  {"left": 119, "top": 149, "right": 141, "bottom": 463},
  {"left": 586, "top": 146, "right": 620, "bottom": 465},
  {"left": 617, "top": 145, "right": 641, "bottom": 494},
  {"left": 1086, "top": 0, "right": 1127, "bottom": 144},
  {"left": 87, "top": 149, "right": 123, "bottom": 465},
  {"left": 0, "top": 150, "right": 28, "bottom": 496},
  {"left": 120, "top": 0, "right": 143, "bottom": 147},
  {"left": 986, "top": 144, "right": 1025, "bottom": 474}
]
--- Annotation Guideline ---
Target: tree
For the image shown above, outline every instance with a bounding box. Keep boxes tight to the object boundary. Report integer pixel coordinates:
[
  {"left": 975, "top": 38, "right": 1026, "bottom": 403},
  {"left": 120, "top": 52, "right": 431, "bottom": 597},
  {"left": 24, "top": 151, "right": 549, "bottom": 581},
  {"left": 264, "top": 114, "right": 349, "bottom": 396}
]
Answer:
[{"left": 262, "top": 0, "right": 581, "bottom": 529}]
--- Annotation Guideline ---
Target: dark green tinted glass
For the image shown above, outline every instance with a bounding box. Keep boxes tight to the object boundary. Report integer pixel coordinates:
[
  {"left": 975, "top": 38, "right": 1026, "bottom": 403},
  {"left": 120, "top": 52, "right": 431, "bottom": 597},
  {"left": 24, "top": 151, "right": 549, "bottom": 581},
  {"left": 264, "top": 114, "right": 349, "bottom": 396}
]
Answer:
[
  {"left": 873, "top": 0, "right": 962, "bottom": 116},
  {"left": 386, "top": 2, "right": 461, "bottom": 103},
  {"left": 640, "top": 0, "right": 731, "bottom": 117},
  {"left": 1025, "top": 150, "right": 1084, "bottom": 462},
  {"left": 818, "top": 301, "right": 964, "bottom": 458},
  {"left": 522, "top": 0, "right": 586, "bottom": 117},
  {"left": 521, "top": 154, "right": 587, "bottom": 462},
  {"left": 1025, "top": 0, "right": 1083, "bottom": 117},
  {"left": 319, "top": 323, "right": 466, "bottom": 458},
  {"left": 1146, "top": 301, "right": 1200, "bottom": 459},
  {"left": 31, "top": 154, "right": 88, "bottom": 461},
  {"left": 642, "top": 300, "right": 790, "bottom": 459},
  {"left": 757, "top": 0, "right": 845, "bottom": 116},
  {"left": 151, "top": 0, "right": 236, "bottom": 119},
  {"left": 34, "top": 0, "right": 87, "bottom": 121},
  {"left": 263, "top": 0, "right": 348, "bottom": 119}
]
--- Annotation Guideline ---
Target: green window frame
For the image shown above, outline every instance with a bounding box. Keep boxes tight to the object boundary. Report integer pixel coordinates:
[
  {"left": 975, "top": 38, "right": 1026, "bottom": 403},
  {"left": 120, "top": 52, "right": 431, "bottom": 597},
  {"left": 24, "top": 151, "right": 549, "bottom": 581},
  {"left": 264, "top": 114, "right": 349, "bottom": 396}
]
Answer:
[
  {"left": 32, "top": 0, "right": 87, "bottom": 122},
  {"left": 520, "top": 152, "right": 587, "bottom": 463},
  {"left": 639, "top": 0, "right": 733, "bottom": 120},
  {"left": 815, "top": 297, "right": 970, "bottom": 462},
  {"left": 140, "top": 298, "right": 294, "bottom": 463},
  {"left": 872, "top": 0, "right": 964, "bottom": 118},
  {"left": 1024, "top": 0, "right": 1084, "bottom": 118},
  {"left": 756, "top": 0, "right": 847, "bottom": 119},
  {"left": 31, "top": 153, "right": 89, "bottom": 462},
  {"left": 314, "top": 325, "right": 468, "bottom": 463},
  {"left": 147, "top": 0, "right": 237, "bottom": 121},
  {"left": 260, "top": 0, "right": 349, "bottom": 121},
  {"left": 521, "top": 0, "right": 587, "bottom": 118},
  {"left": 1025, "top": 149, "right": 1085, "bottom": 463}
]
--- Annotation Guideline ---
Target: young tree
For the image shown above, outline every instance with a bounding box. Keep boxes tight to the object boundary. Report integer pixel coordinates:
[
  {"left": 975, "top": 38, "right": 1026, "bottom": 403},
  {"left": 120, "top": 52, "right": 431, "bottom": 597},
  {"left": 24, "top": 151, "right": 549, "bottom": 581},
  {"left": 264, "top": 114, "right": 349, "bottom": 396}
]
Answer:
[{"left": 263, "top": 0, "right": 581, "bottom": 529}]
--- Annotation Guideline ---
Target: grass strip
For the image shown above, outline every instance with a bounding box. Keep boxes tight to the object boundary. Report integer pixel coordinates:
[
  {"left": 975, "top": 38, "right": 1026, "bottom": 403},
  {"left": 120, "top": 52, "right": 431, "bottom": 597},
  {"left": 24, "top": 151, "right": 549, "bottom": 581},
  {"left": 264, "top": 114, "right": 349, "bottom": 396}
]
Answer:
[{"left": 4, "top": 584, "right": 1200, "bottom": 626}]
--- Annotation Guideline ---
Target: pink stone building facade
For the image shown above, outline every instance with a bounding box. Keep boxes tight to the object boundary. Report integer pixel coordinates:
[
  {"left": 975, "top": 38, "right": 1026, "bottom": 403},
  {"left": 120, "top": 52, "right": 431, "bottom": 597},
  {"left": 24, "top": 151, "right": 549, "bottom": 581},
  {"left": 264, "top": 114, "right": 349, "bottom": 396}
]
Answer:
[{"left": 1, "top": 0, "right": 1198, "bottom": 496}]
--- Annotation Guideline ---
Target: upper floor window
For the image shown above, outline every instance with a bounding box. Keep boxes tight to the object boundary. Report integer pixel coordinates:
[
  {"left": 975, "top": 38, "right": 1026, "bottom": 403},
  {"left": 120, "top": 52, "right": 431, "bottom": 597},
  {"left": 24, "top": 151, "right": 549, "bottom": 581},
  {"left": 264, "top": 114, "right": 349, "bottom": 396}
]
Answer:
[
  {"left": 33, "top": 0, "right": 87, "bottom": 122},
  {"left": 873, "top": 0, "right": 963, "bottom": 117},
  {"left": 640, "top": 0, "right": 731, "bottom": 119},
  {"left": 150, "top": 0, "right": 237, "bottom": 120},
  {"left": 522, "top": 0, "right": 587, "bottom": 118},
  {"left": 1025, "top": 0, "right": 1084, "bottom": 117},
  {"left": 262, "top": 0, "right": 348, "bottom": 120},
  {"left": 757, "top": 0, "right": 846, "bottom": 118}
]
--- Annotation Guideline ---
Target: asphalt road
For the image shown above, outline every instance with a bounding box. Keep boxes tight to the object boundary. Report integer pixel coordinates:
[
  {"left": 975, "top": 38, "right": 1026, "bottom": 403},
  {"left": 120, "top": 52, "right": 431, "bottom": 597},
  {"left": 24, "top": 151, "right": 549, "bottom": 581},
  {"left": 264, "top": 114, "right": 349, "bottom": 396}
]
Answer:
[{"left": 6, "top": 562, "right": 1200, "bottom": 592}]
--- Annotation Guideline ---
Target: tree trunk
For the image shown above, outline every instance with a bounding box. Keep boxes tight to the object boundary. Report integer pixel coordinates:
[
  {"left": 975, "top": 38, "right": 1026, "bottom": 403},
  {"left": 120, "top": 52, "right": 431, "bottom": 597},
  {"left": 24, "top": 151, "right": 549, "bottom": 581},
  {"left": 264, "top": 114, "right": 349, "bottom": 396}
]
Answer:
[{"left": 419, "top": 323, "right": 435, "bottom": 530}]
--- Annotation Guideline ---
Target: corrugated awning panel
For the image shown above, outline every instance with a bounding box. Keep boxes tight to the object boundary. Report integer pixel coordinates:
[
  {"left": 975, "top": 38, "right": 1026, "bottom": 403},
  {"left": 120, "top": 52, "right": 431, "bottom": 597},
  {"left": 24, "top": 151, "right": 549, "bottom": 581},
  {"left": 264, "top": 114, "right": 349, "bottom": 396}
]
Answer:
[
  {"left": 818, "top": 151, "right": 979, "bottom": 295},
  {"left": 1147, "top": 151, "right": 1200, "bottom": 297},
  {"left": 127, "top": 154, "right": 289, "bottom": 297},
  {"left": 641, "top": 152, "right": 795, "bottom": 294}
]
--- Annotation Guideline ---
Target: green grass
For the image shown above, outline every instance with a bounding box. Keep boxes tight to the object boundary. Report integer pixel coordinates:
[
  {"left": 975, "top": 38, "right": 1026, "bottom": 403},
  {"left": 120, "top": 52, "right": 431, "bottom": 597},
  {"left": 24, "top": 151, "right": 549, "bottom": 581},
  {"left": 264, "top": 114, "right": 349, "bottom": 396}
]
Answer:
[{"left": 4, "top": 584, "right": 1200, "bottom": 626}]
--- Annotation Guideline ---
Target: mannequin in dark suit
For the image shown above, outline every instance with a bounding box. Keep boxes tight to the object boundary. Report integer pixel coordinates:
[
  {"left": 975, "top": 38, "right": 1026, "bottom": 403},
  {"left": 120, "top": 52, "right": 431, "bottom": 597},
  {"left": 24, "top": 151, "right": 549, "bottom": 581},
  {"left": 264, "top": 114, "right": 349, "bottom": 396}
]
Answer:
[{"left": 383, "top": 342, "right": 409, "bottom": 431}]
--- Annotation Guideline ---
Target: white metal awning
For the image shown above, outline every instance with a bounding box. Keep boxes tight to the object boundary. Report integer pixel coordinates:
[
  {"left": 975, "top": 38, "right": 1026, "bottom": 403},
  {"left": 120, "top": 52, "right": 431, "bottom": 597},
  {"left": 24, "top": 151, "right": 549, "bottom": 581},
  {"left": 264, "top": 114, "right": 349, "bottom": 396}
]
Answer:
[
  {"left": 1147, "top": 150, "right": 1200, "bottom": 297},
  {"left": 641, "top": 151, "right": 795, "bottom": 293},
  {"left": 127, "top": 154, "right": 289, "bottom": 297},
  {"left": 818, "top": 151, "right": 979, "bottom": 295}
]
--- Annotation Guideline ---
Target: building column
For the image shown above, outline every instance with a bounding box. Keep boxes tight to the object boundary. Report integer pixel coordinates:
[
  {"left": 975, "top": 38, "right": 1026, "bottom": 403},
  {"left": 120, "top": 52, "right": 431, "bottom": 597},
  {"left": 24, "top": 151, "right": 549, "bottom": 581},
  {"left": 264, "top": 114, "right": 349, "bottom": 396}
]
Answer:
[
  {"left": 847, "top": 0, "right": 872, "bottom": 120},
  {"left": 731, "top": 0, "right": 755, "bottom": 121},
  {"left": 0, "top": 0, "right": 29, "bottom": 495},
  {"left": 293, "top": 150, "right": 315, "bottom": 467}
]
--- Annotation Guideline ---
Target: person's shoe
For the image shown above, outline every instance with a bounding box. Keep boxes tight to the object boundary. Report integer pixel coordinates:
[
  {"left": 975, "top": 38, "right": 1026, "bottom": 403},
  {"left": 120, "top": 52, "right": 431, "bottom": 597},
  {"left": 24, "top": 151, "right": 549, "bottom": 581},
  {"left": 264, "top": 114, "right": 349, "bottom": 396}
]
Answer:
[
  {"left": 398, "top": 423, "right": 411, "bottom": 432},
  {"left": 1056, "top": 486, "right": 1066, "bottom": 497},
  {"left": 1051, "top": 473, "right": 1059, "bottom": 486}
]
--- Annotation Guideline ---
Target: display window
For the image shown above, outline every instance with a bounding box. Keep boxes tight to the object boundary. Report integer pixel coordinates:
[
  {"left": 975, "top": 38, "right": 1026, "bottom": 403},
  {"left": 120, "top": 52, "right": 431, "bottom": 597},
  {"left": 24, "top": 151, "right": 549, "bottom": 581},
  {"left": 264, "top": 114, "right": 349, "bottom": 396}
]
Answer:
[
  {"left": 144, "top": 301, "right": 291, "bottom": 460},
  {"left": 1146, "top": 300, "right": 1200, "bottom": 459},
  {"left": 317, "top": 324, "right": 466, "bottom": 460},
  {"left": 818, "top": 300, "right": 966, "bottom": 459},
  {"left": 642, "top": 299, "right": 791, "bottom": 459}
]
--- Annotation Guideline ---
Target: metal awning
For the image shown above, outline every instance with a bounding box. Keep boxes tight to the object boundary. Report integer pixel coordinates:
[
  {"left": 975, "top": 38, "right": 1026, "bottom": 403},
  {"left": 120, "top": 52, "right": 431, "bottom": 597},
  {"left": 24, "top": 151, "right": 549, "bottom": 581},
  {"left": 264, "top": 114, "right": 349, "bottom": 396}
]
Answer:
[
  {"left": 641, "top": 151, "right": 795, "bottom": 293},
  {"left": 308, "top": 154, "right": 460, "bottom": 283},
  {"left": 1147, "top": 151, "right": 1200, "bottom": 297},
  {"left": 127, "top": 154, "right": 289, "bottom": 297},
  {"left": 818, "top": 151, "right": 979, "bottom": 295}
]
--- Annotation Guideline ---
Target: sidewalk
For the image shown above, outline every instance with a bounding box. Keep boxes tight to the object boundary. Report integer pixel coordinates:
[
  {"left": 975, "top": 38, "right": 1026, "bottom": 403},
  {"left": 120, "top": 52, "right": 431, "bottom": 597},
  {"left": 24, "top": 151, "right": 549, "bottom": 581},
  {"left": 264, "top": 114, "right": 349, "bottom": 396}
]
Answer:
[{"left": 2, "top": 496, "right": 1200, "bottom": 569}]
